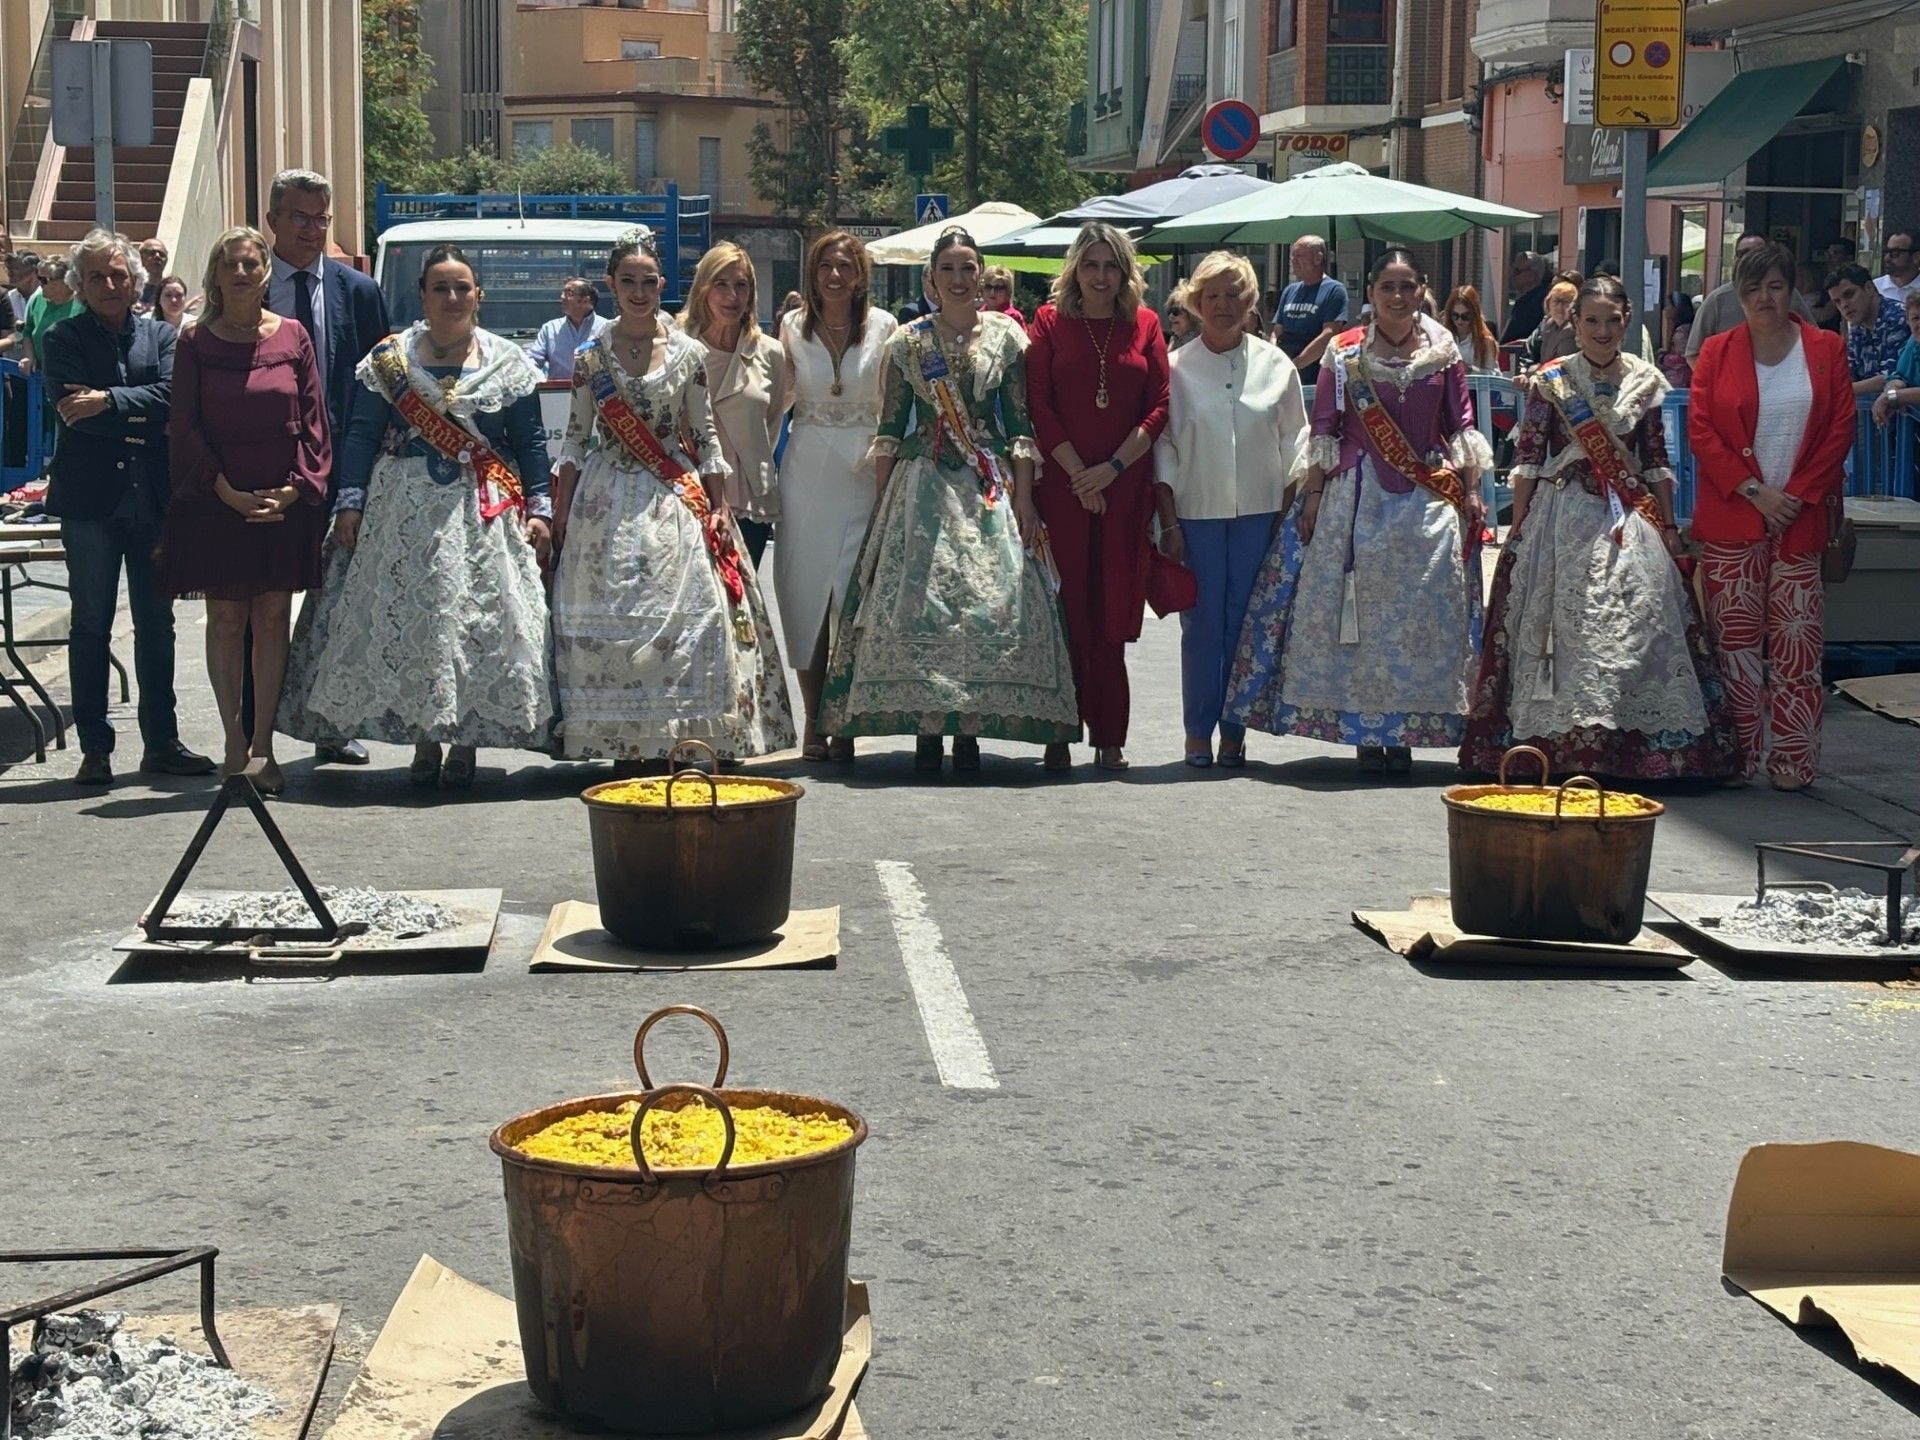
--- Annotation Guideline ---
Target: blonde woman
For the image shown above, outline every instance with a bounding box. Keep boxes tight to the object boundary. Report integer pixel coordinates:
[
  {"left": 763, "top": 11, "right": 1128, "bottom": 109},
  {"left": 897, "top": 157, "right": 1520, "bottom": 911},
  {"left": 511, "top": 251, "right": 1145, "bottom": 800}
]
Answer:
[
  {"left": 164, "top": 226, "right": 330, "bottom": 791},
  {"left": 819, "top": 226, "right": 1077, "bottom": 772},
  {"left": 981, "top": 263, "right": 1025, "bottom": 329},
  {"left": 680, "top": 242, "right": 788, "bottom": 566},
  {"left": 1024, "top": 219, "right": 1170, "bottom": 771},
  {"left": 1527, "top": 280, "right": 1578, "bottom": 366},
  {"left": 1153, "top": 251, "right": 1307, "bottom": 768},
  {"left": 776, "top": 230, "right": 897, "bottom": 761}
]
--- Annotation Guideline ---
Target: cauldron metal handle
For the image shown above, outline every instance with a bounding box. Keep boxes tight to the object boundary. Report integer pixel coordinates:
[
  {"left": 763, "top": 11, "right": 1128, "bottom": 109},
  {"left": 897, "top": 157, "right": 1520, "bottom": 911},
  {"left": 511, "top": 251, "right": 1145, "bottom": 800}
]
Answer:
[
  {"left": 1553, "top": 775, "right": 1608, "bottom": 823},
  {"left": 634, "top": 1004, "right": 731, "bottom": 1089},
  {"left": 1497, "top": 745, "right": 1551, "bottom": 788},
  {"left": 629, "top": 1082, "right": 737, "bottom": 1185}
]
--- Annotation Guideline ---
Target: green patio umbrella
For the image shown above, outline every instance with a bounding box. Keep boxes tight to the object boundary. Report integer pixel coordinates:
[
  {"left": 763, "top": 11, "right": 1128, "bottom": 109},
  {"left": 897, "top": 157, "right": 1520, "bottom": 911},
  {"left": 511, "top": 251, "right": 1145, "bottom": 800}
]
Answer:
[{"left": 1140, "top": 162, "right": 1538, "bottom": 248}]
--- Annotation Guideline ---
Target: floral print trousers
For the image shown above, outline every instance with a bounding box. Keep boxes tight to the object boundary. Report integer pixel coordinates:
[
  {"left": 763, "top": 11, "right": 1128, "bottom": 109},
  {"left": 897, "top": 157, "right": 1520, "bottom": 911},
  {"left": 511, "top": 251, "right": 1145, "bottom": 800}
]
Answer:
[{"left": 1699, "top": 539, "right": 1823, "bottom": 785}]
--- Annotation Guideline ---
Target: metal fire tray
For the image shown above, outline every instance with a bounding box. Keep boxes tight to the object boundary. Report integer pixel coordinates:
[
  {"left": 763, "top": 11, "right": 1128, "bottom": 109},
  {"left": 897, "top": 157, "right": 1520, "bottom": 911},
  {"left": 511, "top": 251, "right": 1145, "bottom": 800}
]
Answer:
[
  {"left": 114, "top": 889, "right": 503, "bottom": 966},
  {"left": 1648, "top": 889, "right": 1920, "bottom": 962}
]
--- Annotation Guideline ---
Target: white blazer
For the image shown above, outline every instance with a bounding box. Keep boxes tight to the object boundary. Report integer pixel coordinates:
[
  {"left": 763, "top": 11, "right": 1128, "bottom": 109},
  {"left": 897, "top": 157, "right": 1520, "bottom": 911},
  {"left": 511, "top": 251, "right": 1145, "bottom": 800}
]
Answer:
[
  {"left": 1153, "top": 333, "right": 1310, "bottom": 520},
  {"left": 697, "top": 327, "right": 790, "bottom": 522}
]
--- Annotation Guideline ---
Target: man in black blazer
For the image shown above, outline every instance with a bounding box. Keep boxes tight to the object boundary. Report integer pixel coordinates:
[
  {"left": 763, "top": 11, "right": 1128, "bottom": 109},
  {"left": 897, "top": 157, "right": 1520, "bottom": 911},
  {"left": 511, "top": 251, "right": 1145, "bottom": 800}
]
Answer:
[
  {"left": 42, "top": 230, "right": 213, "bottom": 785},
  {"left": 258, "top": 166, "right": 392, "bottom": 764}
]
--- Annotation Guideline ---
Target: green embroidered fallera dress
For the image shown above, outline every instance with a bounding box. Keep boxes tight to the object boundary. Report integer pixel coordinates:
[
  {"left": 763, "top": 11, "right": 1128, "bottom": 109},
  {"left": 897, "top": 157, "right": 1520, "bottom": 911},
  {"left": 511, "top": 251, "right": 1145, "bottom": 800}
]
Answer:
[{"left": 819, "top": 313, "right": 1080, "bottom": 743}]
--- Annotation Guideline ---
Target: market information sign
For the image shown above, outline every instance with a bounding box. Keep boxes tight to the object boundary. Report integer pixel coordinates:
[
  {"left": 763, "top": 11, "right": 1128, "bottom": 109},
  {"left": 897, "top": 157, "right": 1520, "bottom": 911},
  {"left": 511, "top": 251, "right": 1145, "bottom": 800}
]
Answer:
[{"left": 1593, "top": 0, "right": 1685, "bottom": 128}]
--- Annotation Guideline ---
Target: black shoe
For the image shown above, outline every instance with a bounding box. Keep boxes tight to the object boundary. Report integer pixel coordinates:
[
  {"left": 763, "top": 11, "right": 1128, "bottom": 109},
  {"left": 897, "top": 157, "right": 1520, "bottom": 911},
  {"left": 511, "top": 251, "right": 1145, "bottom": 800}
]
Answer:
[
  {"left": 75, "top": 752, "right": 113, "bottom": 786},
  {"left": 914, "top": 736, "right": 944, "bottom": 772},
  {"left": 139, "top": 740, "right": 216, "bottom": 776},
  {"left": 952, "top": 736, "right": 980, "bottom": 771},
  {"left": 314, "top": 739, "right": 370, "bottom": 765},
  {"left": 1385, "top": 746, "right": 1413, "bottom": 776}
]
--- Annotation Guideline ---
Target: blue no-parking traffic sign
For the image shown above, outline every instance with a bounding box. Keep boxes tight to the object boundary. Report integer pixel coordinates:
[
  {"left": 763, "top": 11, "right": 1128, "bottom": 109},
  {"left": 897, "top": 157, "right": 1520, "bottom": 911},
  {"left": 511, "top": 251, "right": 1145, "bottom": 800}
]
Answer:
[{"left": 1201, "top": 100, "right": 1260, "bottom": 163}]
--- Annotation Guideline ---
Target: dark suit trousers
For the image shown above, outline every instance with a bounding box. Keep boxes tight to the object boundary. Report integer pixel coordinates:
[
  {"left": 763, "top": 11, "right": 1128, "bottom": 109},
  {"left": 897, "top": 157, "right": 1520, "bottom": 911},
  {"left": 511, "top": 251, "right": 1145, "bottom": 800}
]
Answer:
[{"left": 63, "top": 502, "right": 178, "bottom": 755}]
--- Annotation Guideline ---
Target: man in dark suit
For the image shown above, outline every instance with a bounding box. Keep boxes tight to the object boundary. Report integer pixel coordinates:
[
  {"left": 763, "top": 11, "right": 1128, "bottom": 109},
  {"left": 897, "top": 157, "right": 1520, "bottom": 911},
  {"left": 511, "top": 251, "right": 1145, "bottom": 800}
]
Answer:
[
  {"left": 42, "top": 230, "right": 213, "bottom": 785},
  {"left": 257, "top": 166, "right": 392, "bottom": 764}
]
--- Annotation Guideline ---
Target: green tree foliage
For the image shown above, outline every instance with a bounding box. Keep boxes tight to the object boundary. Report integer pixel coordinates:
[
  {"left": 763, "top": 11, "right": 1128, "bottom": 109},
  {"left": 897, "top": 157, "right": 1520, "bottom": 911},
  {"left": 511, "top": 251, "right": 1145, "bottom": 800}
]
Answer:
[
  {"left": 507, "top": 143, "right": 630, "bottom": 197},
  {"left": 362, "top": 0, "right": 435, "bottom": 197},
  {"left": 735, "top": 0, "right": 856, "bottom": 228},
  {"left": 414, "top": 147, "right": 511, "bottom": 195},
  {"left": 842, "top": 0, "right": 1098, "bottom": 218}
]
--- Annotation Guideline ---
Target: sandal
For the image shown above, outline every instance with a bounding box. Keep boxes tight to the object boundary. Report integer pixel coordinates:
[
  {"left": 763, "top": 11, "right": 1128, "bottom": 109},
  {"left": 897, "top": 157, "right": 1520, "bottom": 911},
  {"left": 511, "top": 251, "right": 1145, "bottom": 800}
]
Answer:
[
  {"left": 914, "top": 736, "right": 944, "bottom": 772},
  {"left": 1215, "top": 745, "right": 1244, "bottom": 770},
  {"left": 442, "top": 745, "right": 477, "bottom": 789},
  {"left": 1043, "top": 742, "right": 1072, "bottom": 773},
  {"left": 802, "top": 736, "right": 831, "bottom": 762},
  {"left": 827, "top": 737, "right": 855, "bottom": 763},
  {"left": 1094, "top": 746, "right": 1129, "bottom": 772},
  {"left": 952, "top": 736, "right": 980, "bottom": 771},
  {"left": 410, "top": 742, "right": 444, "bottom": 787},
  {"left": 252, "top": 758, "right": 285, "bottom": 796}
]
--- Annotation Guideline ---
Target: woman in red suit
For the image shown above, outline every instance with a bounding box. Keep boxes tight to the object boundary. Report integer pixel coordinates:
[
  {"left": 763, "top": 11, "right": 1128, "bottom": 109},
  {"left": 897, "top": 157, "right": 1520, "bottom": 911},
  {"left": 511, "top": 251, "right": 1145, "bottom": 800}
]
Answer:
[
  {"left": 1688, "top": 242, "right": 1854, "bottom": 790},
  {"left": 1025, "top": 221, "right": 1171, "bottom": 772}
]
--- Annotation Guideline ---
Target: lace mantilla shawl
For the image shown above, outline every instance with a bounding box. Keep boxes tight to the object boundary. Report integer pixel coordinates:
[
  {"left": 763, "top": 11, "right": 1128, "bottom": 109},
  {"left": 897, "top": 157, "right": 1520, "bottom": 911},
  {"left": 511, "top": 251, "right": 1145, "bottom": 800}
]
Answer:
[
  {"left": 873, "top": 311, "right": 1042, "bottom": 463},
  {"left": 356, "top": 323, "right": 542, "bottom": 417},
  {"left": 1311, "top": 313, "right": 1492, "bottom": 476},
  {"left": 1514, "top": 350, "right": 1676, "bottom": 487}
]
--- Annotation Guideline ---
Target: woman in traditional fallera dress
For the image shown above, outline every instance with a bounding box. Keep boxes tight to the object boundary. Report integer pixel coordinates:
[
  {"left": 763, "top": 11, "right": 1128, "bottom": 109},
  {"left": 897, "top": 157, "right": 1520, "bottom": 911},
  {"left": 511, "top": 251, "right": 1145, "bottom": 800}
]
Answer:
[
  {"left": 775, "top": 230, "right": 897, "bottom": 762},
  {"left": 549, "top": 228, "right": 792, "bottom": 763},
  {"left": 1460, "top": 277, "right": 1741, "bottom": 778},
  {"left": 819, "top": 225, "right": 1079, "bottom": 772},
  {"left": 279, "top": 244, "right": 555, "bottom": 788},
  {"left": 1224, "top": 249, "right": 1491, "bottom": 775}
]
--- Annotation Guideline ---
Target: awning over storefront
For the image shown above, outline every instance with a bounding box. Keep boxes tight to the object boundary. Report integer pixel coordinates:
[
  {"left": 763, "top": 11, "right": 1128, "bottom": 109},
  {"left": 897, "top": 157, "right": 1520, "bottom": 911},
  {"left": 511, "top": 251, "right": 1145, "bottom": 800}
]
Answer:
[{"left": 1646, "top": 55, "right": 1846, "bottom": 192}]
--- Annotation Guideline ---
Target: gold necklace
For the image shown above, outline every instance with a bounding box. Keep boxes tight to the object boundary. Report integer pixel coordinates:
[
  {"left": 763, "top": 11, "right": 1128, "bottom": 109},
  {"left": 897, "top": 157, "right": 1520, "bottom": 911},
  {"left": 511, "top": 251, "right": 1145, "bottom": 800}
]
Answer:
[
  {"left": 821, "top": 328, "right": 851, "bottom": 396},
  {"left": 1082, "top": 313, "right": 1117, "bottom": 409},
  {"left": 615, "top": 319, "right": 658, "bottom": 370}
]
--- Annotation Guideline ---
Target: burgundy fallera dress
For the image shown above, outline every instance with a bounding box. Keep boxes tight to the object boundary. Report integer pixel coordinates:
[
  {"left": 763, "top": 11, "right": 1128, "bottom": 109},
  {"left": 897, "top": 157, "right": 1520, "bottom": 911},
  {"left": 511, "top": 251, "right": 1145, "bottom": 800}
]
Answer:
[{"left": 164, "top": 320, "right": 330, "bottom": 599}]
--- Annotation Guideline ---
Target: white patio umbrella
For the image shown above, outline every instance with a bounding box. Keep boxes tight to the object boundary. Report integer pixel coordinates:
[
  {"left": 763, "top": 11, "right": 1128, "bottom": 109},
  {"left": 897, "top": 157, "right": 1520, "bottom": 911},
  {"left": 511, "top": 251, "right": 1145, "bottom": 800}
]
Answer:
[
  {"left": 1140, "top": 162, "right": 1537, "bottom": 248},
  {"left": 865, "top": 201, "right": 1042, "bottom": 267}
]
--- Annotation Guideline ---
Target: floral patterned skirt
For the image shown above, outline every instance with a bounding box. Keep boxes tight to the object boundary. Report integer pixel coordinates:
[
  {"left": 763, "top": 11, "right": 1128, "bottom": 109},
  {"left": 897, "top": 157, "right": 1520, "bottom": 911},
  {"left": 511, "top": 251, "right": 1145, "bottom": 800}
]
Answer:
[
  {"left": 550, "top": 451, "right": 793, "bottom": 761},
  {"left": 1224, "top": 459, "right": 1480, "bottom": 748},
  {"left": 1458, "top": 482, "right": 1741, "bottom": 779},
  {"left": 819, "top": 453, "right": 1079, "bottom": 744},
  {"left": 279, "top": 456, "right": 556, "bottom": 749}
]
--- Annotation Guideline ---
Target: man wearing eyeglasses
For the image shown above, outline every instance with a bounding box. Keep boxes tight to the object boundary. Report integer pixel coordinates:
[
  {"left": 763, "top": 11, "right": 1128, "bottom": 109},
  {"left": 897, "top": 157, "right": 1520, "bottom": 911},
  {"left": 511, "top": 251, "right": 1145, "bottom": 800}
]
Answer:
[
  {"left": 1875, "top": 230, "right": 1919, "bottom": 305},
  {"left": 261, "top": 166, "right": 391, "bottom": 765},
  {"left": 528, "top": 278, "right": 607, "bottom": 381}
]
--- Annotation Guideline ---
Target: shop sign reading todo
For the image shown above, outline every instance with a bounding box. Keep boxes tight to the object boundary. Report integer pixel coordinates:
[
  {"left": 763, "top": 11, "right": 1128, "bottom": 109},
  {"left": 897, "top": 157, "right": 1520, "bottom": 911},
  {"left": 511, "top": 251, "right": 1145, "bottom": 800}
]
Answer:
[
  {"left": 1276, "top": 132, "right": 1349, "bottom": 179},
  {"left": 1593, "top": 0, "right": 1686, "bottom": 128}
]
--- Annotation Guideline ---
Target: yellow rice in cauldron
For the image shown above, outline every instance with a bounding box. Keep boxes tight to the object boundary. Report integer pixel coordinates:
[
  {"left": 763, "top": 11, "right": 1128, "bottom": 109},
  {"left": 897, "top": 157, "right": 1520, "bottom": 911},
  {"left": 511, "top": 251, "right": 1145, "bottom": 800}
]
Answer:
[
  {"left": 1465, "top": 789, "right": 1658, "bottom": 817},
  {"left": 515, "top": 1098, "right": 853, "bottom": 1170},
  {"left": 594, "top": 777, "right": 790, "bottom": 807}
]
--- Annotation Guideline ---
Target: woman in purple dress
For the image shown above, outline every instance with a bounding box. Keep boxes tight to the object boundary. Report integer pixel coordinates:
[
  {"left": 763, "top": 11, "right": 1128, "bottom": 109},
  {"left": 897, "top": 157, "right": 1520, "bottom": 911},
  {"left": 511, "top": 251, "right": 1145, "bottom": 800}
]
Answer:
[
  {"left": 1225, "top": 249, "right": 1491, "bottom": 775},
  {"left": 165, "top": 226, "right": 330, "bottom": 793}
]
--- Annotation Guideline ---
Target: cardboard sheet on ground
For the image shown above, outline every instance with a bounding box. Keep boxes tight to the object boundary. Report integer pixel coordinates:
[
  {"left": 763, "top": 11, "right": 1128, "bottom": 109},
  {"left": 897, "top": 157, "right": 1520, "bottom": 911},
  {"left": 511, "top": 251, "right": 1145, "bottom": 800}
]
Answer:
[
  {"left": 531, "top": 901, "right": 840, "bottom": 971},
  {"left": 1837, "top": 672, "right": 1920, "bottom": 727},
  {"left": 1353, "top": 892, "right": 1689, "bottom": 968},
  {"left": 322, "top": 1256, "right": 869, "bottom": 1439},
  {"left": 7, "top": 1305, "right": 339, "bottom": 1440},
  {"left": 1724, "top": 1141, "right": 1920, "bottom": 1388}
]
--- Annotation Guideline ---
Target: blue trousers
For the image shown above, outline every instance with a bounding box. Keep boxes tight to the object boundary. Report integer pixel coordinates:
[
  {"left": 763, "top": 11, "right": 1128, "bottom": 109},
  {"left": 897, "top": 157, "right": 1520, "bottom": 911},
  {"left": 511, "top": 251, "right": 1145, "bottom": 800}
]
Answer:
[
  {"left": 62, "top": 503, "right": 179, "bottom": 756},
  {"left": 1180, "top": 513, "right": 1275, "bottom": 743}
]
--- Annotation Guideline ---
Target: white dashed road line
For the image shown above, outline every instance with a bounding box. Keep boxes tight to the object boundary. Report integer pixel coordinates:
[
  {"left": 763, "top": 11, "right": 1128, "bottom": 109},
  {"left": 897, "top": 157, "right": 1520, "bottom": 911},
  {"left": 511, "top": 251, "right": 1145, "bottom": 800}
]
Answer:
[{"left": 874, "top": 859, "right": 998, "bottom": 1091}]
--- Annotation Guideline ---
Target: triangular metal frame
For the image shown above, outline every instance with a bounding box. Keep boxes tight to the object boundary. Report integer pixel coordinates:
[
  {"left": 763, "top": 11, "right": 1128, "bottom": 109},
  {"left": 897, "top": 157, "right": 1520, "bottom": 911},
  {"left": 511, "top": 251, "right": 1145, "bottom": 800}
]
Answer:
[{"left": 141, "top": 772, "right": 338, "bottom": 943}]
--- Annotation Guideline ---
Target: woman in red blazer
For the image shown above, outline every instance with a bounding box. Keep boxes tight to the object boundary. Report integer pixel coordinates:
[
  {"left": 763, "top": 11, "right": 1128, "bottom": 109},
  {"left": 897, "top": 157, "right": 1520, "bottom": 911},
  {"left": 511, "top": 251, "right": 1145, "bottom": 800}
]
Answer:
[{"left": 1687, "top": 242, "right": 1854, "bottom": 789}]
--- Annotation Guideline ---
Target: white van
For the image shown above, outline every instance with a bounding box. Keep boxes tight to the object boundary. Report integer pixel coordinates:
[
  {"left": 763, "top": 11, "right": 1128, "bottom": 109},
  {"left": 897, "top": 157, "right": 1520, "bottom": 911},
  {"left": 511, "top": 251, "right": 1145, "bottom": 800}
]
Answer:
[{"left": 373, "top": 218, "right": 652, "bottom": 447}]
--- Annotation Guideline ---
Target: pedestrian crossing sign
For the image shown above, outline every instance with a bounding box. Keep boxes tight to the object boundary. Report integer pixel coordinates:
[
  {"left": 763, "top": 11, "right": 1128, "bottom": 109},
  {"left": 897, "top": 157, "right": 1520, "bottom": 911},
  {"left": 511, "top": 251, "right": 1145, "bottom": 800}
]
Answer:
[{"left": 916, "top": 193, "right": 949, "bottom": 226}]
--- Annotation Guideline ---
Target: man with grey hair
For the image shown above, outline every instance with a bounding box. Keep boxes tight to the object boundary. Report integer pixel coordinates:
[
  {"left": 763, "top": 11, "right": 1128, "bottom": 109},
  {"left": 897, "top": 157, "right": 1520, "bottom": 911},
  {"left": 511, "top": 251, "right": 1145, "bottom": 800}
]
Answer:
[
  {"left": 1499, "top": 250, "right": 1550, "bottom": 345},
  {"left": 258, "top": 165, "right": 390, "bottom": 764},
  {"left": 1268, "top": 234, "right": 1346, "bottom": 383},
  {"left": 41, "top": 229, "right": 213, "bottom": 784}
]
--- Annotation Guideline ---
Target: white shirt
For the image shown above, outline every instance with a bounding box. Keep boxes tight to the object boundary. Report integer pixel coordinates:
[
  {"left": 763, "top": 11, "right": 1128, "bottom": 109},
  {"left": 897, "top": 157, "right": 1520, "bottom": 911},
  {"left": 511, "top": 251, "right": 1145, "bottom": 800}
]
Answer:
[
  {"left": 1752, "top": 332, "right": 1812, "bottom": 490},
  {"left": 7, "top": 289, "right": 29, "bottom": 325},
  {"left": 269, "top": 251, "right": 327, "bottom": 374},
  {"left": 1876, "top": 273, "right": 1919, "bottom": 305},
  {"left": 1154, "top": 334, "right": 1309, "bottom": 519}
]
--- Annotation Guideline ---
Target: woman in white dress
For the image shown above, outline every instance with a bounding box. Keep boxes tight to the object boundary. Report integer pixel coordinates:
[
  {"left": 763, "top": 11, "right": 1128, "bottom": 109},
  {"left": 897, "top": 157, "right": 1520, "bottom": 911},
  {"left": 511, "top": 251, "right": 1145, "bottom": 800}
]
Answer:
[
  {"left": 549, "top": 228, "right": 793, "bottom": 763},
  {"left": 279, "top": 243, "right": 555, "bottom": 789},
  {"left": 774, "top": 230, "right": 898, "bottom": 761},
  {"left": 680, "top": 240, "right": 788, "bottom": 569}
]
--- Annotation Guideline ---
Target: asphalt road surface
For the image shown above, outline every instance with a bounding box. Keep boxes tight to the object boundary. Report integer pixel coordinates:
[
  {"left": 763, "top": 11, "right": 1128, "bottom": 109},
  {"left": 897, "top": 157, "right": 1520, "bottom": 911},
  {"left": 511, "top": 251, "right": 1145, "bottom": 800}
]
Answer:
[{"left": 4, "top": 569, "right": 1920, "bottom": 1438}]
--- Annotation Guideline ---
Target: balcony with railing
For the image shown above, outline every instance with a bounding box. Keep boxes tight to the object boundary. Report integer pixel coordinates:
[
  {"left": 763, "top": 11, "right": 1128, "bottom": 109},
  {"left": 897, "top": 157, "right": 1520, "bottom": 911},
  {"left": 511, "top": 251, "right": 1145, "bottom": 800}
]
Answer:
[
  {"left": 1470, "top": 0, "right": 1596, "bottom": 65},
  {"left": 585, "top": 55, "right": 760, "bottom": 100}
]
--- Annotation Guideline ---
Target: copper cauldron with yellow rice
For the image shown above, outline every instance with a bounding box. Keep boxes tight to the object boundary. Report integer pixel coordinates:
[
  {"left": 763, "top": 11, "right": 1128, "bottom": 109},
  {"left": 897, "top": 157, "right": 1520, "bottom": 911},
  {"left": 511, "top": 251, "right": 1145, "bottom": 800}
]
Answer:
[
  {"left": 1442, "top": 745, "right": 1665, "bottom": 944},
  {"left": 581, "top": 740, "right": 803, "bottom": 950},
  {"left": 489, "top": 1006, "right": 868, "bottom": 1433}
]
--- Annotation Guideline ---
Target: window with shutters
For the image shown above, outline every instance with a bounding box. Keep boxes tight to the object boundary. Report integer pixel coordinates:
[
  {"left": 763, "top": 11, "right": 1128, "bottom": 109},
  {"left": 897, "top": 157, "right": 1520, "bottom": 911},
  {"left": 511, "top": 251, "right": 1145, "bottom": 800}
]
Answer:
[{"left": 635, "top": 116, "right": 659, "bottom": 184}]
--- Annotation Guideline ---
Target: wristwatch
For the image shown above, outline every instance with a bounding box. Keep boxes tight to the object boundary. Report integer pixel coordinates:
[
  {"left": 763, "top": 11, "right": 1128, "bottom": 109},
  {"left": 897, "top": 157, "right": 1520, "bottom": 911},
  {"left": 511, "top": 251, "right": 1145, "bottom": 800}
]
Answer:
[
  {"left": 1739, "top": 479, "right": 1762, "bottom": 500},
  {"left": 1108, "top": 457, "right": 1125, "bottom": 476}
]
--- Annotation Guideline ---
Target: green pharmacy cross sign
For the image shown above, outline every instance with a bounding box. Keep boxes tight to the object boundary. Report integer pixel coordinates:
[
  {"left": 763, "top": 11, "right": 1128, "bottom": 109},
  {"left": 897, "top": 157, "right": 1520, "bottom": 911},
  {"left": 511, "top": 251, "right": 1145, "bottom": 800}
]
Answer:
[{"left": 882, "top": 105, "right": 954, "bottom": 187}]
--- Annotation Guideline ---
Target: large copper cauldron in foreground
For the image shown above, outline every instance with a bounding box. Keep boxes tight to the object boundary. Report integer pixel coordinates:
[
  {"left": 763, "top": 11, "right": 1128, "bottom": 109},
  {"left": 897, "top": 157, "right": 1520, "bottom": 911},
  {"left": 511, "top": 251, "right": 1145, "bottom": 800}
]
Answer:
[
  {"left": 1443, "top": 746, "right": 1664, "bottom": 944},
  {"left": 488, "top": 1006, "right": 868, "bottom": 1434}
]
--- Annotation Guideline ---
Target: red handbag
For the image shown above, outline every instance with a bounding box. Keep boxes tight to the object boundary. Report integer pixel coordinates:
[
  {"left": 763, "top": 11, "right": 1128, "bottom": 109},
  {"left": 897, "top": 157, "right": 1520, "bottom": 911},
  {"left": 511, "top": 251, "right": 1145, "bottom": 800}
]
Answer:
[{"left": 1146, "top": 546, "right": 1198, "bottom": 617}]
